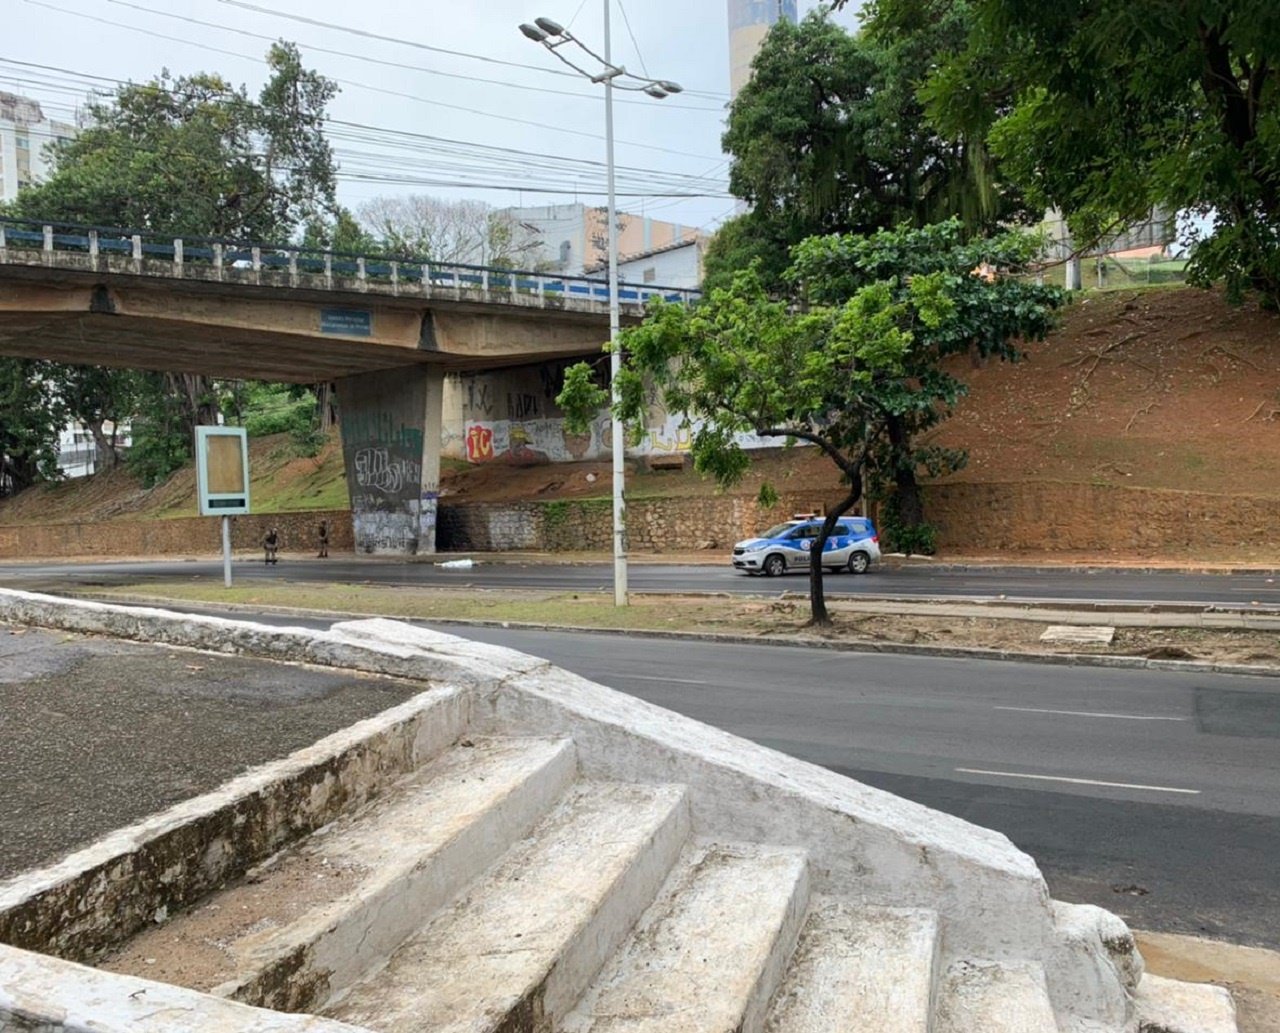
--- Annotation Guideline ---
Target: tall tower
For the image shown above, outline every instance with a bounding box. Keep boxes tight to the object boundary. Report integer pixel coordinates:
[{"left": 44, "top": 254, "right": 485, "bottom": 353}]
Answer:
[{"left": 727, "top": 0, "right": 799, "bottom": 99}]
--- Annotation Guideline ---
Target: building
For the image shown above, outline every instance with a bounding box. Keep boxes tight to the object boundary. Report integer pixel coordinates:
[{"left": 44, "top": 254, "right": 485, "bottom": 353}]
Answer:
[
  {"left": 728, "top": 0, "right": 798, "bottom": 99},
  {"left": 502, "top": 202, "right": 700, "bottom": 280},
  {"left": 0, "top": 91, "right": 76, "bottom": 202},
  {"left": 583, "top": 235, "right": 708, "bottom": 290}
]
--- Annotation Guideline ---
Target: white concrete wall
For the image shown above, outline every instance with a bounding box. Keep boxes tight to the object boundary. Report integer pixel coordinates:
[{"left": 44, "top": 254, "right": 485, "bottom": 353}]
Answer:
[{"left": 616, "top": 242, "right": 702, "bottom": 290}]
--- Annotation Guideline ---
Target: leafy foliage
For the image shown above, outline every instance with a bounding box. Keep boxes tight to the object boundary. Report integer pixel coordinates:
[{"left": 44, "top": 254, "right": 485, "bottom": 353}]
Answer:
[
  {"left": 45, "top": 366, "right": 144, "bottom": 472},
  {"left": 0, "top": 360, "right": 64, "bottom": 494},
  {"left": 560, "top": 238, "right": 957, "bottom": 624},
  {"left": 562, "top": 221, "right": 1062, "bottom": 619},
  {"left": 707, "top": 8, "right": 1032, "bottom": 292},
  {"left": 790, "top": 219, "right": 1065, "bottom": 532},
  {"left": 6, "top": 42, "right": 337, "bottom": 239},
  {"left": 913, "top": 0, "right": 1280, "bottom": 305},
  {"left": 125, "top": 375, "right": 193, "bottom": 488}
]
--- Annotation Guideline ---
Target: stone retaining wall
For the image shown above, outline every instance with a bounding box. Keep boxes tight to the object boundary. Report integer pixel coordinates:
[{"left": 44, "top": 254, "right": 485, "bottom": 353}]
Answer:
[
  {"left": 0, "top": 510, "right": 353, "bottom": 560},
  {"left": 1, "top": 481, "right": 1276, "bottom": 559},
  {"left": 437, "top": 492, "right": 837, "bottom": 553}
]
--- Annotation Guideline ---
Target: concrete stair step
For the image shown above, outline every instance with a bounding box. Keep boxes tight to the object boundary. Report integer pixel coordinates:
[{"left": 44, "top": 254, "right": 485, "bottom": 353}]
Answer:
[
  {"left": 935, "top": 959, "right": 1059, "bottom": 1033},
  {"left": 325, "top": 781, "right": 691, "bottom": 1033},
  {"left": 1134, "top": 973, "right": 1238, "bottom": 1033},
  {"left": 103, "top": 736, "right": 578, "bottom": 1012},
  {"left": 762, "top": 900, "right": 939, "bottom": 1033},
  {"left": 559, "top": 842, "right": 810, "bottom": 1033}
]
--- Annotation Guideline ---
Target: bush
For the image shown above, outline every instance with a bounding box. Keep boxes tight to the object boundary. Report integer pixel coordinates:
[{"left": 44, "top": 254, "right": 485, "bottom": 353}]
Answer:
[{"left": 878, "top": 495, "right": 938, "bottom": 556}]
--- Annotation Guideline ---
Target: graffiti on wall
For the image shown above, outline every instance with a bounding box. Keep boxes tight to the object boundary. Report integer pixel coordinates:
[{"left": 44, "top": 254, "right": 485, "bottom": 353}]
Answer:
[
  {"left": 445, "top": 362, "right": 774, "bottom": 466},
  {"left": 354, "top": 447, "right": 422, "bottom": 496}
]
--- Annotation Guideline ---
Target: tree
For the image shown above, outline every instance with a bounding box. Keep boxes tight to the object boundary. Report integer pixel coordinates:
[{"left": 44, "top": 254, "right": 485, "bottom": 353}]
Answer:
[
  {"left": 912, "top": 0, "right": 1280, "bottom": 306},
  {"left": 47, "top": 366, "right": 144, "bottom": 473},
  {"left": 789, "top": 220, "right": 1064, "bottom": 548},
  {"left": 6, "top": 42, "right": 337, "bottom": 239},
  {"left": 558, "top": 254, "right": 962, "bottom": 625},
  {"left": 707, "top": 8, "right": 1032, "bottom": 291},
  {"left": 356, "top": 194, "right": 545, "bottom": 267},
  {"left": 0, "top": 360, "right": 64, "bottom": 494}
]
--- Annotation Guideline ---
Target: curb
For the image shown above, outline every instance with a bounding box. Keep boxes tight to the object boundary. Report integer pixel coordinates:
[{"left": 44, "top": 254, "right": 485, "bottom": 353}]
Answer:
[{"left": 65, "top": 591, "right": 1280, "bottom": 682}]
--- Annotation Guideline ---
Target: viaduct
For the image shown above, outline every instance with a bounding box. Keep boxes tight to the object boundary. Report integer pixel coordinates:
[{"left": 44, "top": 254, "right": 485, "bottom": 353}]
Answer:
[{"left": 0, "top": 221, "right": 698, "bottom": 554}]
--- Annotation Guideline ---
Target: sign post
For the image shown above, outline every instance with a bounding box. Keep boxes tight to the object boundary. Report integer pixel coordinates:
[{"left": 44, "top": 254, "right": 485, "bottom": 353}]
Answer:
[{"left": 195, "top": 427, "right": 250, "bottom": 588}]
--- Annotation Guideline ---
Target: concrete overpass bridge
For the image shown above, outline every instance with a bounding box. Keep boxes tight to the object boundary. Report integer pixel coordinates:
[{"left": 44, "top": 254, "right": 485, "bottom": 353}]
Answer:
[{"left": 0, "top": 219, "right": 699, "bottom": 554}]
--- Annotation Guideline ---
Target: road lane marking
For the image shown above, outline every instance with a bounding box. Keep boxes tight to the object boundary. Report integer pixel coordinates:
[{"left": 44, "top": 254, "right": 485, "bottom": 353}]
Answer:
[
  {"left": 622, "top": 674, "right": 710, "bottom": 686},
  {"left": 955, "top": 768, "right": 1200, "bottom": 795},
  {"left": 993, "top": 706, "right": 1188, "bottom": 722}
]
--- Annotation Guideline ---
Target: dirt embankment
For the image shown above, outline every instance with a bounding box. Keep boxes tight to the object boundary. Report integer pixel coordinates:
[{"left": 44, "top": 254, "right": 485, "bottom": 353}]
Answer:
[{"left": 2, "top": 286, "right": 1277, "bottom": 555}]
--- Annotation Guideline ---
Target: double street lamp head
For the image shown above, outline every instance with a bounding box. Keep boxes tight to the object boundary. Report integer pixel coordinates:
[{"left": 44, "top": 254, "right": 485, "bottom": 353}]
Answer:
[{"left": 519, "top": 16, "right": 684, "bottom": 98}]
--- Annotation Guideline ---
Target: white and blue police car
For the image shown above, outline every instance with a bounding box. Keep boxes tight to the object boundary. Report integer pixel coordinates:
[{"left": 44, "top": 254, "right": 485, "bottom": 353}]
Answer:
[{"left": 731, "top": 516, "right": 881, "bottom": 576}]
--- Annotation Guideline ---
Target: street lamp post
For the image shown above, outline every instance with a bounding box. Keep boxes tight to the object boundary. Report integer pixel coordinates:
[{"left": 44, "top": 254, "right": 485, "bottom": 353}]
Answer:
[{"left": 520, "top": 7, "right": 683, "bottom": 608}]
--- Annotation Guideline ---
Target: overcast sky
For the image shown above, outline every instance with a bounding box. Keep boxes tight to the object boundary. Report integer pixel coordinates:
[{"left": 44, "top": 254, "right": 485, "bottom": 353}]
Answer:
[{"left": 8, "top": 0, "right": 863, "bottom": 234}]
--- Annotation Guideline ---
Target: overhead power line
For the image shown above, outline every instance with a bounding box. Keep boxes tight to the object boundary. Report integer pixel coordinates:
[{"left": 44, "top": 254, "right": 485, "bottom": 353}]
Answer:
[
  {"left": 24, "top": 0, "right": 727, "bottom": 114},
  {"left": 0, "top": 59, "right": 732, "bottom": 201},
  {"left": 86, "top": 0, "right": 723, "bottom": 161},
  {"left": 214, "top": 0, "right": 729, "bottom": 100}
]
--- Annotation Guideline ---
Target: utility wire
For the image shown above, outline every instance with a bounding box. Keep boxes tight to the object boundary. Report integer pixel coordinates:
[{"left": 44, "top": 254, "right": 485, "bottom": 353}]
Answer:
[
  {"left": 23, "top": 0, "right": 727, "bottom": 114},
  {"left": 616, "top": 0, "right": 651, "bottom": 79},
  {"left": 215, "top": 0, "right": 729, "bottom": 100},
  {"left": 93, "top": 0, "right": 727, "bottom": 161}
]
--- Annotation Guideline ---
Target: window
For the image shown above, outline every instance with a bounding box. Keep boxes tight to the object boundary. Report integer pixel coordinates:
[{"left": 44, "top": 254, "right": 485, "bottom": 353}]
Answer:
[
  {"left": 14, "top": 135, "right": 28, "bottom": 150},
  {"left": 643, "top": 266, "right": 656, "bottom": 283}
]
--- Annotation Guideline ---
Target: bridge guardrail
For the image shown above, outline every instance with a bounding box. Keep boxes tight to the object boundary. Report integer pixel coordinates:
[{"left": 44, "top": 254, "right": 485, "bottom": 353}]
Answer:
[{"left": 0, "top": 218, "right": 701, "bottom": 309}]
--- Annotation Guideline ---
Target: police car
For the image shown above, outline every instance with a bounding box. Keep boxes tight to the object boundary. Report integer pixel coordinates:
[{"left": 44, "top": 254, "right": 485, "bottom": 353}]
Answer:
[{"left": 731, "top": 516, "right": 880, "bottom": 576}]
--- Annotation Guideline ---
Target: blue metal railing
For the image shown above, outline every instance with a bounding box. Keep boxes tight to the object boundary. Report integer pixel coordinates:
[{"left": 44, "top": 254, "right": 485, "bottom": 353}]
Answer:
[{"left": 0, "top": 217, "right": 701, "bottom": 308}]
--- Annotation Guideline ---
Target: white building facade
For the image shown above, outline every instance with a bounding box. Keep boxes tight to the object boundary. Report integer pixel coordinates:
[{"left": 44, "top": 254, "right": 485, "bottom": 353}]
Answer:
[{"left": 0, "top": 92, "right": 75, "bottom": 202}]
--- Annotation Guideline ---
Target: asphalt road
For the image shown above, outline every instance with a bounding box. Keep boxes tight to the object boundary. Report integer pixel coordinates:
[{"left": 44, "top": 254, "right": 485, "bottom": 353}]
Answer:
[
  {"left": 47, "top": 596, "right": 1278, "bottom": 949},
  {"left": 3, "top": 556, "right": 1280, "bottom": 609},
  {"left": 412, "top": 625, "right": 1280, "bottom": 949}
]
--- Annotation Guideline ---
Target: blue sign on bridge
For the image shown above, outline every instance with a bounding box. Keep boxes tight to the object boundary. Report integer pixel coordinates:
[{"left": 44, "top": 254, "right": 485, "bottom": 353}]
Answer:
[{"left": 320, "top": 308, "right": 373, "bottom": 336}]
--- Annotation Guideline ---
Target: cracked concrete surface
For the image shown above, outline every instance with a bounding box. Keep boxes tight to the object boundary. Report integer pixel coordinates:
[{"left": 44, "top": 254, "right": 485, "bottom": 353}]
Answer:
[{"left": 0, "top": 623, "right": 424, "bottom": 879}]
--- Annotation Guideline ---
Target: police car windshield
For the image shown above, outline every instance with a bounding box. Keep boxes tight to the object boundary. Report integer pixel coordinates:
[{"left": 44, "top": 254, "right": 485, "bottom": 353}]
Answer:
[{"left": 761, "top": 522, "right": 799, "bottom": 538}]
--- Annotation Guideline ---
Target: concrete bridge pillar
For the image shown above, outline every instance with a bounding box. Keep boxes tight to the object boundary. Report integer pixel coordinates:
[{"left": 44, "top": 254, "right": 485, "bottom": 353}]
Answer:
[{"left": 337, "top": 365, "right": 445, "bottom": 555}]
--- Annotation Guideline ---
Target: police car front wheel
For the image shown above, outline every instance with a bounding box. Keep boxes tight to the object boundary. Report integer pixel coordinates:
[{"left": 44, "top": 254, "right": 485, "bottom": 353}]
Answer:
[
  {"left": 847, "top": 551, "right": 871, "bottom": 574},
  {"left": 763, "top": 554, "right": 787, "bottom": 577}
]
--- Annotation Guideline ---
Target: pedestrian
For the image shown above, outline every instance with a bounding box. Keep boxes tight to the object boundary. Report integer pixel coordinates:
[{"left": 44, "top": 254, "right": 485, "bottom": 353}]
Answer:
[
  {"left": 263, "top": 526, "right": 280, "bottom": 565},
  {"left": 317, "top": 519, "right": 329, "bottom": 559}
]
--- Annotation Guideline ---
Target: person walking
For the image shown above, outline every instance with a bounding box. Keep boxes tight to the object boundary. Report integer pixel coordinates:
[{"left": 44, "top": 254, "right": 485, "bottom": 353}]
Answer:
[
  {"left": 317, "top": 519, "right": 330, "bottom": 559},
  {"left": 263, "top": 526, "right": 280, "bottom": 565}
]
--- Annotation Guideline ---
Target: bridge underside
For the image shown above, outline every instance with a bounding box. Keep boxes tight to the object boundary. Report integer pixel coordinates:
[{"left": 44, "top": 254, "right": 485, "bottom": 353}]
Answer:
[{"left": 0, "top": 277, "right": 611, "bottom": 382}]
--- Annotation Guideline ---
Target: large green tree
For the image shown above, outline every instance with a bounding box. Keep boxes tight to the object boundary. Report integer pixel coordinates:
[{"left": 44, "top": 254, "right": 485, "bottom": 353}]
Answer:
[
  {"left": 708, "top": 8, "right": 1031, "bottom": 291},
  {"left": 559, "top": 222, "right": 1062, "bottom": 621},
  {"left": 790, "top": 220, "right": 1063, "bottom": 545},
  {"left": 7, "top": 42, "right": 337, "bottom": 238},
  {"left": 909, "top": 0, "right": 1280, "bottom": 305}
]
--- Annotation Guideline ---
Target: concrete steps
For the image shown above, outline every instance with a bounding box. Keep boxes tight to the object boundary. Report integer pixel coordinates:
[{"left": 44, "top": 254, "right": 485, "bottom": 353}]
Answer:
[
  {"left": 559, "top": 843, "right": 809, "bottom": 1033},
  {"left": 763, "top": 901, "right": 939, "bottom": 1033},
  {"left": 103, "top": 736, "right": 577, "bottom": 1012},
  {"left": 935, "top": 958, "right": 1059, "bottom": 1033},
  {"left": 325, "top": 782, "right": 691, "bottom": 1033}
]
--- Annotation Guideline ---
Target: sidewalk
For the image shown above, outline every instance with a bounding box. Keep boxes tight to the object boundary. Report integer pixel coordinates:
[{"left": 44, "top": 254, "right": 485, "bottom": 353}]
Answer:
[{"left": 4, "top": 547, "right": 1280, "bottom": 573}]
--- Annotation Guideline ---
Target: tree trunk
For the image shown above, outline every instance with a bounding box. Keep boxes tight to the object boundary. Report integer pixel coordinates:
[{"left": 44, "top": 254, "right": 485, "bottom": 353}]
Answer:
[
  {"left": 164, "top": 373, "right": 221, "bottom": 437},
  {"left": 314, "top": 381, "right": 337, "bottom": 431},
  {"left": 887, "top": 413, "right": 925, "bottom": 529},
  {"left": 86, "top": 418, "right": 118, "bottom": 473},
  {"left": 807, "top": 472, "right": 864, "bottom": 627}
]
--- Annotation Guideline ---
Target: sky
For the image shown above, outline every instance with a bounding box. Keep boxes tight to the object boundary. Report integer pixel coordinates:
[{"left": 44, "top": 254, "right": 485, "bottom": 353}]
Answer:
[{"left": 5, "top": 0, "right": 863, "bottom": 236}]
